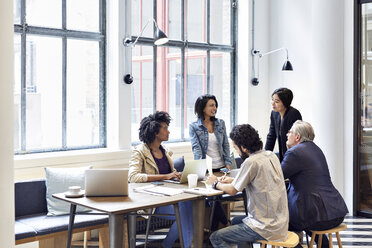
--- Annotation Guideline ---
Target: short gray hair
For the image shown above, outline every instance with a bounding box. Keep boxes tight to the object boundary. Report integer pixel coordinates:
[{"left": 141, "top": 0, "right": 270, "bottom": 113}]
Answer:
[{"left": 291, "top": 120, "right": 315, "bottom": 143}]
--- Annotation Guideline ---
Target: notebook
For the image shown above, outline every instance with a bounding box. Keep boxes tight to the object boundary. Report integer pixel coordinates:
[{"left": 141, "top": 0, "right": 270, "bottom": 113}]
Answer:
[
  {"left": 85, "top": 169, "right": 129, "bottom": 197},
  {"left": 164, "top": 159, "right": 207, "bottom": 184}
]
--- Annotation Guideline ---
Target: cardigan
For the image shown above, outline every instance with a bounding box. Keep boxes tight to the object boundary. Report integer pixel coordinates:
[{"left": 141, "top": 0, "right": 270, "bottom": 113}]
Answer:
[{"left": 264, "top": 106, "right": 302, "bottom": 161}]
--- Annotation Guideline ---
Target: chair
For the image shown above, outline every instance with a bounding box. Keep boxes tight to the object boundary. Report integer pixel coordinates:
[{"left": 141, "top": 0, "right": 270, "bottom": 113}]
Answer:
[
  {"left": 309, "top": 223, "right": 347, "bottom": 248},
  {"left": 258, "top": 231, "right": 299, "bottom": 248}
]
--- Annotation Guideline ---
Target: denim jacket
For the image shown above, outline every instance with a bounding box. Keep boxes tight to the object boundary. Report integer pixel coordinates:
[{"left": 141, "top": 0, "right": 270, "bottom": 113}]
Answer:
[{"left": 189, "top": 118, "right": 232, "bottom": 166}]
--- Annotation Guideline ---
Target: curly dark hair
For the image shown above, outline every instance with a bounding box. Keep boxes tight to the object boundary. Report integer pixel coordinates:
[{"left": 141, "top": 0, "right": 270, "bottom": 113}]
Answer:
[
  {"left": 139, "top": 111, "right": 171, "bottom": 145},
  {"left": 229, "top": 124, "right": 263, "bottom": 154},
  {"left": 194, "top": 94, "right": 218, "bottom": 120},
  {"left": 272, "top": 88, "right": 293, "bottom": 108}
]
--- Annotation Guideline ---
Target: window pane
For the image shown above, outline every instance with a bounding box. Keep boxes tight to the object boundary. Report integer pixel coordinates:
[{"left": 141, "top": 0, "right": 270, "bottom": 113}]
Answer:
[
  {"left": 210, "top": 52, "right": 231, "bottom": 131},
  {"left": 27, "top": 0, "right": 61, "bottom": 28},
  {"left": 131, "top": 45, "right": 154, "bottom": 142},
  {"left": 168, "top": 0, "right": 181, "bottom": 40},
  {"left": 14, "top": 34, "right": 21, "bottom": 151},
  {"left": 26, "top": 35, "right": 62, "bottom": 149},
  {"left": 156, "top": 47, "right": 182, "bottom": 140},
  {"left": 14, "top": 0, "right": 21, "bottom": 24},
  {"left": 67, "top": 39, "right": 100, "bottom": 147},
  {"left": 67, "top": 0, "right": 99, "bottom": 32},
  {"left": 187, "top": 0, "right": 206, "bottom": 42},
  {"left": 210, "top": 0, "right": 231, "bottom": 45},
  {"left": 185, "top": 49, "right": 207, "bottom": 138},
  {"left": 132, "top": 0, "right": 154, "bottom": 39}
]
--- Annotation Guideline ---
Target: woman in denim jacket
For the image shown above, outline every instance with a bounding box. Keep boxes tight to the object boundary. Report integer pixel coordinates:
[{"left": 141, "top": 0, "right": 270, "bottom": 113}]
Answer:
[
  {"left": 189, "top": 94, "right": 232, "bottom": 171},
  {"left": 189, "top": 94, "right": 232, "bottom": 231}
]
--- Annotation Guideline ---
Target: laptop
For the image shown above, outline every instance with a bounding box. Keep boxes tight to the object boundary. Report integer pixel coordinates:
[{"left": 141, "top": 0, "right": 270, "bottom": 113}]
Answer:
[
  {"left": 164, "top": 159, "right": 207, "bottom": 184},
  {"left": 85, "top": 169, "right": 129, "bottom": 197}
]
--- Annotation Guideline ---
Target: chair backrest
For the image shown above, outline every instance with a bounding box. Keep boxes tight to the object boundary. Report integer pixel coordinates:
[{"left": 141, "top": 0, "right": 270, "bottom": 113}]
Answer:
[
  {"left": 173, "top": 156, "right": 185, "bottom": 172},
  {"left": 15, "top": 179, "right": 47, "bottom": 218},
  {"left": 235, "top": 156, "right": 243, "bottom": 168}
]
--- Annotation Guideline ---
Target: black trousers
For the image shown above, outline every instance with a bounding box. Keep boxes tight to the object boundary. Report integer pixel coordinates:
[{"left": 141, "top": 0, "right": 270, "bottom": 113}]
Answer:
[
  {"left": 208, "top": 201, "right": 228, "bottom": 231},
  {"left": 290, "top": 217, "right": 344, "bottom": 248}
]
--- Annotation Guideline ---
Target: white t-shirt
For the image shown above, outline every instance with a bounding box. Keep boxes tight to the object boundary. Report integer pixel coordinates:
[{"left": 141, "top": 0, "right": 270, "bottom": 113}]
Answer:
[
  {"left": 231, "top": 150, "right": 289, "bottom": 241},
  {"left": 206, "top": 132, "right": 224, "bottom": 169}
]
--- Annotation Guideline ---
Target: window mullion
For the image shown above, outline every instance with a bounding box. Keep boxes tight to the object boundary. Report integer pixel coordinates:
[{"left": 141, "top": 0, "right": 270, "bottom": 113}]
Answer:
[
  {"left": 206, "top": 0, "right": 210, "bottom": 93},
  {"left": 21, "top": 0, "right": 26, "bottom": 151},
  {"left": 62, "top": 0, "right": 67, "bottom": 148},
  {"left": 181, "top": 0, "right": 185, "bottom": 139},
  {"left": 99, "top": 0, "right": 107, "bottom": 146},
  {"left": 231, "top": 0, "right": 237, "bottom": 129},
  {"left": 153, "top": 0, "right": 157, "bottom": 112}
]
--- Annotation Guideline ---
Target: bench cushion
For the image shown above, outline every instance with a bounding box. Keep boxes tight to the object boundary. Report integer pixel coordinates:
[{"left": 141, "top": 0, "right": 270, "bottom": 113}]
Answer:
[
  {"left": 15, "top": 179, "right": 47, "bottom": 218},
  {"left": 45, "top": 166, "right": 91, "bottom": 216},
  {"left": 16, "top": 213, "right": 108, "bottom": 237},
  {"left": 15, "top": 221, "right": 37, "bottom": 240}
]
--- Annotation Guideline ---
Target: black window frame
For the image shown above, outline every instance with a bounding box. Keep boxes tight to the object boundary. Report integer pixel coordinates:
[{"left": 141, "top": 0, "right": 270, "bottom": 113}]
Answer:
[
  {"left": 13, "top": 0, "right": 107, "bottom": 154},
  {"left": 129, "top": 0, "right": 238, "bottom": 144}
]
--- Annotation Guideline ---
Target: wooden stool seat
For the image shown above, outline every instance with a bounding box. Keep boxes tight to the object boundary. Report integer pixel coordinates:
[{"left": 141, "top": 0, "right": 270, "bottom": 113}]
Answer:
[
  {"left": 309, "top": 223, "right": 347, "bottom": 248},
  {"left": 258, "top": 231, "right": 299, "bottom": 248}
]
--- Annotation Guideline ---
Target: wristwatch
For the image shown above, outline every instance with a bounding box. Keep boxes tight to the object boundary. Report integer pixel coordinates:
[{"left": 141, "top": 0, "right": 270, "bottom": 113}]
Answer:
[{"left": 212, "top": 181, "right": 219, "bottom": 190}]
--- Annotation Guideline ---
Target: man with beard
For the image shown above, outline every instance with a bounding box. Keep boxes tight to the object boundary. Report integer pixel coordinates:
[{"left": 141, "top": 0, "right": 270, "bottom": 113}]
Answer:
[{"left": 207, "top": 124, "right": 289, "bottom": 248}]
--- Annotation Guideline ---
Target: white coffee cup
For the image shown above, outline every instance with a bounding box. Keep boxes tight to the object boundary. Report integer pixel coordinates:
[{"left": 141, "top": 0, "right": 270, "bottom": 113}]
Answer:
[
  {"left": 68, "top": 186, "right": 81, "bottom": 194},
  {"left": 187, "top": 174, "right": 198, "bottom": 188}
]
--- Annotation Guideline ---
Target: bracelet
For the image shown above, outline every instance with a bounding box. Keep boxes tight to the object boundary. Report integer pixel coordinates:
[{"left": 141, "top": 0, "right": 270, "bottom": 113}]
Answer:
[{"left": 212, "top": 181, "right": 219, "bottom": 190}]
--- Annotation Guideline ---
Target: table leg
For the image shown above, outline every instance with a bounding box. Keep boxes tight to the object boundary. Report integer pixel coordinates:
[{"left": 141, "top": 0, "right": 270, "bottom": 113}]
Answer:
[
  {"left": 192, "top": 198, "right": 205, "bottom": 247},
  {"left": 127, "top": 212, "right": 137, "bottom": 248},
  {"left": 66, "top": 204, "right": 77, "bottom": 248},
  {"left": 173, "top": 204, "right": 184, "bottom": 248},
  {"left": 109, "top": 214, "right": 124, "bottom": 248}
]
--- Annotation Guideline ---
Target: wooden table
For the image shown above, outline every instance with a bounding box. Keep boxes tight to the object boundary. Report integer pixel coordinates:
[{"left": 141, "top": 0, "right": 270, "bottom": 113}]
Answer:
[{"left": 53, "top": 182, "right": 208, "bottom": 248}]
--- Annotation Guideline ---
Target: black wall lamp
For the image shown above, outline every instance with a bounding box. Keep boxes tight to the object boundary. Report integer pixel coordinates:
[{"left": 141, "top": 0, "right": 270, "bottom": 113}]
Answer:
[
  {"left": 251, "top": 47, "right": 293, "bottom": 86},
  {"left": 123, "top": 19, "right": 169, "bottom": 84}
]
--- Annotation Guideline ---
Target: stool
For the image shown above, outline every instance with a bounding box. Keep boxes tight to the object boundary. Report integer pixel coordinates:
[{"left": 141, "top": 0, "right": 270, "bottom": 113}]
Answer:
[
  {"left": 309, "top": 223, "right": 347, "bottom": 248},
  {"left": 258, "top": 231, "right": 299, "bottom": 248}
]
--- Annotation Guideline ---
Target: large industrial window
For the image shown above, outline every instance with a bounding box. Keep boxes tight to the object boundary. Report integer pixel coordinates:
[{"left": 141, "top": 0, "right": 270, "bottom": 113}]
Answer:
[
  {"left": 130, "top": 0, "right": 237, "bottom": 142},
  {"left": 13, "top": 0, "right": 106, "bottom": 154}
]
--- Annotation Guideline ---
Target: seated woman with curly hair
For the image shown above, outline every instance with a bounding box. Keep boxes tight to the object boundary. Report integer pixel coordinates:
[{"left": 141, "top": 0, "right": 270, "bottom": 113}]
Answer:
[{"left": 128, "top": 111, "right": 193, "bottom": 248}]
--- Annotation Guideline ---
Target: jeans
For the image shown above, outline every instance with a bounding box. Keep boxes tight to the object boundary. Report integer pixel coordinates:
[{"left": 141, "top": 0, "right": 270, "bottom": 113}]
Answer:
[
  {"left": 154, "top": 201, "right": 193, "bottom": 248},
  {"left": 210, "top": 215, "right": 264, "bottom": 248}
]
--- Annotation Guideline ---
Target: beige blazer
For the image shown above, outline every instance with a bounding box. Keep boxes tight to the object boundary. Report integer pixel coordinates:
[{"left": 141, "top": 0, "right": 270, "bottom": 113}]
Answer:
[{"left": 128, "top": 143, "right": 176, "bottom": 183}]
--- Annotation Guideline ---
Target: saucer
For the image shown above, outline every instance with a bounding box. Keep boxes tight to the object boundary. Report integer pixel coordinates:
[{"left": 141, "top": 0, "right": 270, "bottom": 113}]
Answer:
[{"left": 64, "top": 190, "right": 85, "bottom": 198}]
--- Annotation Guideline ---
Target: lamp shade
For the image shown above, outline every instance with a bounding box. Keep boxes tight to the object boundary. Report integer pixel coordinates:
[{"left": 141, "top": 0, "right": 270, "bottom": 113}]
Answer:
[
  {"left": 282, "top": 60, "right": 293, "bottom": 71},
  {"left": 154, "top": 27, "right": 169, "bottom": 46}
]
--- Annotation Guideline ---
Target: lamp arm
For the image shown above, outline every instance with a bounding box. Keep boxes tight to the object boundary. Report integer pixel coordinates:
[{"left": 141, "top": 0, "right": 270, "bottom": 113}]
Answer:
[
  {"left": 259, "top": 47, "right": 289, "bottom": 59},
  {"left": 127, "top": 19, "right": 159, "bottom": 47}
]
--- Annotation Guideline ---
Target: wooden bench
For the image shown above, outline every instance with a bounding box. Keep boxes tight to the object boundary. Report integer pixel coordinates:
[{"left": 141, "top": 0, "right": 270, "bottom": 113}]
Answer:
[{"left": 15, "top": 179, "right": 111, "bottom": 248}]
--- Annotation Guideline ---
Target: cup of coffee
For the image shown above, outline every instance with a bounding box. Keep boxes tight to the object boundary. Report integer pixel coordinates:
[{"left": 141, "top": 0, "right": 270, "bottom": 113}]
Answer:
[
  {"left": 187, "top": 174, "right": 198, "bottom": 188},
  {"left": 68, "top": 186, "right": 81, "bottom": 195}
]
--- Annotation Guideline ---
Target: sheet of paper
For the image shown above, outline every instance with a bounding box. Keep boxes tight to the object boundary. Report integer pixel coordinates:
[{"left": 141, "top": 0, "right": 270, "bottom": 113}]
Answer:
[
  {"left": 143, "top": 186, "right": 184, "bottom": 196},
  {"left": 206, "top": 155, "right": 213, "bottom": 175},
  {"left": 183, "top": 187, "right": 223, "bottom": 196}
]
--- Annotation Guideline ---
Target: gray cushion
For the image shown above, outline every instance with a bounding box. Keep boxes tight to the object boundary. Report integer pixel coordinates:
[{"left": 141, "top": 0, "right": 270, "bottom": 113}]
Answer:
[
  {"left": 45, "top": 166, "right": 91, "bottom": 216},
  {"left": 15, "top": 221, "right": 37, "bottom": 240},
  {"left": 16, "top": 214, "right": 108, "bottom": 236},
  {"left": 15, "top": 179, "right": 47, "bottom": 218}
]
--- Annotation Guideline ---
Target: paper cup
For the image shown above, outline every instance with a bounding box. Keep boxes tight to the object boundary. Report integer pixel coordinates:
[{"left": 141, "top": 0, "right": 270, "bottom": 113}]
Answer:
[{"left": 187, "top": 174, "right": 198, "bottom": 188}]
